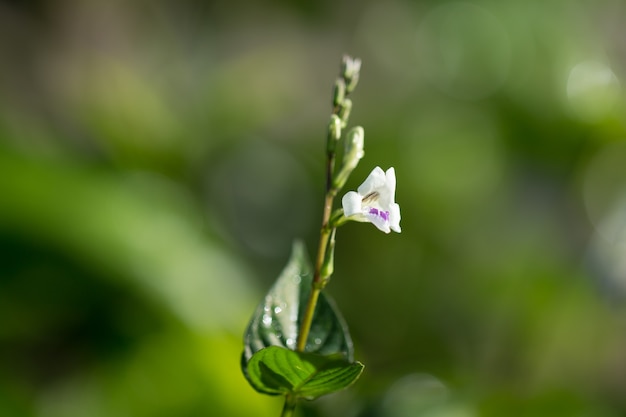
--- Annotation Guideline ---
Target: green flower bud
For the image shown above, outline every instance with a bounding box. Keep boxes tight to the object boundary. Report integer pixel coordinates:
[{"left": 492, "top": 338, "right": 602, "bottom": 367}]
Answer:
[
  {"left": 345, "top": 73, "right": 360, "bottom": 94},
  {"left": 332, "top": 126, "right": 364, "bottom": 191},
  {"left": 333, "top": 78, "right": 346, "bottom": 108},
  {"left": 329, "top": 115, "right": 341, "bottom": 141},
  {"left": 338, "top": 98, "right": 352, "bottom": 128},
  {"left": 327, "top": 114, "right": 342, "bottom": 153}
]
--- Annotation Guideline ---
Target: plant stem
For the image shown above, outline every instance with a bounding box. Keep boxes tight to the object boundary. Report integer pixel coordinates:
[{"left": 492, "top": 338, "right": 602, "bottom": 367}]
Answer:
[
  {"left": 296, "top": 57, "right": 355, "bottom": 352},
  {"left": 296, "top": 184, "right": 336, "bottom": 351},
  {"left": 286, "top": 55, "right": 359, "bottom": 417},
  {"left": 281, "top": 394, "right": 297, "bottom": 417}
]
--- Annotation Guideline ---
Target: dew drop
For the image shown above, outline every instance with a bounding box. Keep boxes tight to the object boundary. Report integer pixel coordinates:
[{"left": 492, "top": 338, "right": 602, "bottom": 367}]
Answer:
[
  {"left": 262, "top": 314, "right": 272, "bottom": 326},
  {"left": 286, "top": 338, "right": 295, "bottom": 348},
  {"left": 274, "top": 306, "right": 283, "bottom": 314}
]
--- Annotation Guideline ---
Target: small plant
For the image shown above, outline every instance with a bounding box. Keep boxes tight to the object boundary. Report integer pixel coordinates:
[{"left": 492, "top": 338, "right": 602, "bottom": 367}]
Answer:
[{"left": 241, "top": 55, "right": 401, "bottom": 417}]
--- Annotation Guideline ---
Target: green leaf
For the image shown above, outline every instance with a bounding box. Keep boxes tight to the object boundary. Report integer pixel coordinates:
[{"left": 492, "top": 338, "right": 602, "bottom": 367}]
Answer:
[
  {"left": 241, "top": 241, "right": 354, "bottom": 376},
  {"left": 246, "top": 346, "right": 364, "bottom": 400}
]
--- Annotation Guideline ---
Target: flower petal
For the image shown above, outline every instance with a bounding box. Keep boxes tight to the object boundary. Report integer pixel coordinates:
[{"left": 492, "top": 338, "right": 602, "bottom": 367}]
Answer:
[
  {"left": 385, "top": 167, "right": 396, "bottom": 201},
  {"left": 342, "top": 191, "right": 363, "bottom": 217},
  {"left": 356, "top": 166, "right": 386, "bottom": 196},
  {"left": 364, "top": 207, "right": 391, "bottom": 233},
  {"left": 389, "top": 202, "right": 401, "bottom": 233}
]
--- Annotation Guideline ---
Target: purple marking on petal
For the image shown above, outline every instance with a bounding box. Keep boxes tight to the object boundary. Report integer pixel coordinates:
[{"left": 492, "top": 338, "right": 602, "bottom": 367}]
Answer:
[{"left": 368, "top": 207, "right": 390, "bottom": 223}]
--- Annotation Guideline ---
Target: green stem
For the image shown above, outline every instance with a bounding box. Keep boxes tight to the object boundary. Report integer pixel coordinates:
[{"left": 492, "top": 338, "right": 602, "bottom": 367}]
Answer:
[
  {"left": 296, "top": 118, "right": 343, "bottom": 352},
  {"left": 296, "top": 192, "right": 333, "bottom": 352},
  {"left": 295, "top": 54, "right": 357, "bottom": 354},
  {"left": 281, "top": 394, "right": 297, "bottom": 417},
  {"left": 279, "top": 56, "right": 361, "bottom": 417}
]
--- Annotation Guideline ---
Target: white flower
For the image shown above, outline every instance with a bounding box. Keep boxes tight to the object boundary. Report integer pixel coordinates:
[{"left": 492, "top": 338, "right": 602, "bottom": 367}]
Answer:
[
  {"left": 341, "top": 167, "right": 401, "bottom": 234},
  {"left": 342, "top": 55, "right": 361, "bottom": 79},
  {"left": 341, "top": 55, "right": 361, "bottom": 93}
]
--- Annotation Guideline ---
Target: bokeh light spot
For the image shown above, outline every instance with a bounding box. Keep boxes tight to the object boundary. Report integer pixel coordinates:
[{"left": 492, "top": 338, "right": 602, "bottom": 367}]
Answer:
[
  {"left": 566, "top": 60, "right": 621, "bottom": 122},
  {"left": 380, "top": 373, "right": 475, "bottom": 417}
]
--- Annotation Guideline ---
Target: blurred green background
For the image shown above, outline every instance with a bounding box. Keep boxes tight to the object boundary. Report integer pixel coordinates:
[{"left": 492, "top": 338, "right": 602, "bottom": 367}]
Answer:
[{"left": 1, "top": 0, "right": 626, "bottom": 415}]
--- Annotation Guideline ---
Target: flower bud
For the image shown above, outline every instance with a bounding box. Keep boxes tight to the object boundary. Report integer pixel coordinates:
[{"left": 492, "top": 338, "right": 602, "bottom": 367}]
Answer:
[
  {"left": 333, "top": 78, "right": 346, "bottom": 108},
  {"left": 332, "top": 126, "right": 364, "bottom": 191},
  {"left": 341, "top": 55, "right": 361, "bottom": 81},
  {"left": 329, "top": 115, "right": 341, "bottom": 141},
  {"left": 341, "top": 55, "right": 361, "bottom": 93},
  {"left": 345, "top": 73, "right": 360, "bottom": 94},
  {"left": 338, "top": 98, "right": 352, "bottom": 127},
  {"left": 326, "top": 114, "right": 342, "bottom": 153}
]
